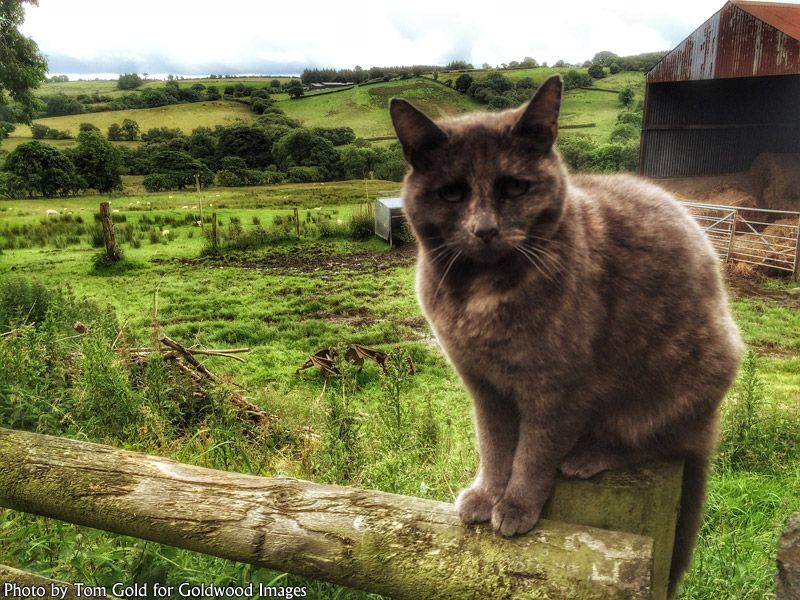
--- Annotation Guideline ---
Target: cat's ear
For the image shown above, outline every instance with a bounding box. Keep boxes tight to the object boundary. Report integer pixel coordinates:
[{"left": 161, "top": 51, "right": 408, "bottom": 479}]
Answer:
[
  {"left": 390, "top": 98, "right": 448, "bottom": 171},
  {"left": 511, "top": 74, "right": 562, "bottom": 152}
]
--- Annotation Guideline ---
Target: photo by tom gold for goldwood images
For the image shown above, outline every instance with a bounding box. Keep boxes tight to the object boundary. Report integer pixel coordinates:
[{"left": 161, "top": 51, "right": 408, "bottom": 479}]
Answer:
[{"left": 1, "top": 0, "right": 799, "bottom": 599}]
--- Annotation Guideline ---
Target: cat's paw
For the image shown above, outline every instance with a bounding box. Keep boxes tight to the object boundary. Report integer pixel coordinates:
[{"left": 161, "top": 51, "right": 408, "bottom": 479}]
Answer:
[
  {"left": 491, "top": 499, "right": 540, "bottom": 537},
  {"left": 559, "top": 453, "right": 619, "bottom": 479},
  {"left": 455, "top": 486, "right": 497, "bottom": 524}
]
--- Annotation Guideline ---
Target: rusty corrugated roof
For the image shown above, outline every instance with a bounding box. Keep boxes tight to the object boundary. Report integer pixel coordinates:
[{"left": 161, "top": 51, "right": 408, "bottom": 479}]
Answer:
[
  {"left": 734, "top": 1, "right": 800, "bottom": 41},
  {"left": 648, "top": 0, "right": 800, "bottom": 82}
]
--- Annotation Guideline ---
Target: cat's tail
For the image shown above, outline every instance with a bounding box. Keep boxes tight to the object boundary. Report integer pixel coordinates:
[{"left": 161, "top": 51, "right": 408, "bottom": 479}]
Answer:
[{"left": 668, "top": 452, "right": 710, "bottom": 598}]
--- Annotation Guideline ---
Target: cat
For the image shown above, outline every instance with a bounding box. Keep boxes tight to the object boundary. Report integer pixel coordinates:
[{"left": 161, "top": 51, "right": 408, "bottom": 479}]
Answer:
[{"left": 389, "top": 74, "right": 743, "bottom": 597}]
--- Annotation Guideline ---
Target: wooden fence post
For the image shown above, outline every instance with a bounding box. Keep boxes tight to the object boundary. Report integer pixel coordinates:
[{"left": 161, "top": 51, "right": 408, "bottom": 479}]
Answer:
[
  {"left": 211, "top": 212, "right": 218, "bottom": 253},
  {"left": 98, "top": 202, "right": 119, "bottom": 261},
  {"left": 294, "top": 207, "right": 300, "bottom": 237},
  {"left": 195, "top": 174, "right": 204, "bottom": 232}
]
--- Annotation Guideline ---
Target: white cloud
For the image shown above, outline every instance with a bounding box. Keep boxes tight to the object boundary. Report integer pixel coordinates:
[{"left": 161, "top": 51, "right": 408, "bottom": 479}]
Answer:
[{"left": 19, "top": 0, "right": 800, "bottom": 75}]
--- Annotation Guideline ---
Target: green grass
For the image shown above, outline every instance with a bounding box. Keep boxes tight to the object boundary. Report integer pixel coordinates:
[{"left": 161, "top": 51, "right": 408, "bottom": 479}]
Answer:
[
  {"left": 9, "top": 101, "right": 255, "bottom": 139},
  {"left": 278, "top": 77, "right": 481, "bottom": 139}
]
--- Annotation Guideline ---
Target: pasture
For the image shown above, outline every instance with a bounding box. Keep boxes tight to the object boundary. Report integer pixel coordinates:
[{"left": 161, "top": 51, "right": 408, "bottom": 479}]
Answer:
[
  {"left": 9, "top": 100, "right": 256, "bottom": 139},
  {"left": 0, "top": 179, "right": 798, "bottom": 599}
]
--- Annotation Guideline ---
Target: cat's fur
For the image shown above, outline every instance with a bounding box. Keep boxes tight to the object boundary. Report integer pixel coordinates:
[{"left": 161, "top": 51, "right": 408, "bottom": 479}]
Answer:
[{"left": 390, "top": 75, "right": 743, "bottom": 597}]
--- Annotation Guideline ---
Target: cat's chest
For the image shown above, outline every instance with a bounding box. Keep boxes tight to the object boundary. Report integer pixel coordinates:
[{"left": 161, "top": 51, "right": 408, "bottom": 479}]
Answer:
[{"left": 423, "top": 273, "right": 542, "bottom": 345}]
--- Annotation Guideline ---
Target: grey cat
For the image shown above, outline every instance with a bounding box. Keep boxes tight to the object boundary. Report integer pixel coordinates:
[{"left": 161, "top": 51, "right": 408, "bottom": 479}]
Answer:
[{"left": 389, "top": 75, "right": 743, "bottom": 597}]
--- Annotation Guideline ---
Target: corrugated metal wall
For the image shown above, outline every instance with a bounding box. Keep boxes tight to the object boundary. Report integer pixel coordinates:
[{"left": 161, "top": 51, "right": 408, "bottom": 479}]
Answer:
[
  {"left": 648, "top": 2, "right": 800, "bottom": 83},
  {"left": 640, "top": 75, "right": 800, "bottom": 177}
]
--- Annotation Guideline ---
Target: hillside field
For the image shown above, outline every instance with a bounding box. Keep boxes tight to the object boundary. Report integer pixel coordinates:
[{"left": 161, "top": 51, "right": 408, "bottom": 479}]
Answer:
[{"left": 9, "top": 100, "right": 256, "bottom": 139}]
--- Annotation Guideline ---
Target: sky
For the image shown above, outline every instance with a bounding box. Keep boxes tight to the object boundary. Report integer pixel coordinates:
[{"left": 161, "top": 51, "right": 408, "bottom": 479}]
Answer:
[{"left": 19, "top": 0, "right": 800, "bottom": 78}]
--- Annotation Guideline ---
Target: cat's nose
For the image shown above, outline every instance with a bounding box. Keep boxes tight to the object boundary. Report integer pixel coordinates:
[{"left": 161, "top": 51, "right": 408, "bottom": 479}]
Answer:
[{"left": 473, "top": 225, "right": 499, "bottom": 242}]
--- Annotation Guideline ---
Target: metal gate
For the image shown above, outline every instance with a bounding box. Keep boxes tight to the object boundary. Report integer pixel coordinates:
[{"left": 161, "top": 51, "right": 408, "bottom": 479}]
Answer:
[{"left": 682, "top": 201, "right": 800, "bottom": 279}]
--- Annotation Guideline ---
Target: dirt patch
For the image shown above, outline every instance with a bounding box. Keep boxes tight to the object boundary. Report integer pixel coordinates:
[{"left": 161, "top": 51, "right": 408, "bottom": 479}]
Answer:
[
  {"left": 725, "top": 272, "right": 800, "bottom": 310},
  {"left": 162, "top": 244, "right": 417, "bottom": 276}
]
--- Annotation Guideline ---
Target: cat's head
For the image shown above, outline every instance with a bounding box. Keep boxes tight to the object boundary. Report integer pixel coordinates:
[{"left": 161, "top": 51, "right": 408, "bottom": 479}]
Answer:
[{"left": 390, "top": 75, "right": 567, "bottom": 265}]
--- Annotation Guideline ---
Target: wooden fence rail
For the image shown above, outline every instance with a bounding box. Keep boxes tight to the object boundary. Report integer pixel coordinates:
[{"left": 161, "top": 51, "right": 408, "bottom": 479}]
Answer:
[{"left": 0, "top": 428, "right": 683, "bottom": 599}]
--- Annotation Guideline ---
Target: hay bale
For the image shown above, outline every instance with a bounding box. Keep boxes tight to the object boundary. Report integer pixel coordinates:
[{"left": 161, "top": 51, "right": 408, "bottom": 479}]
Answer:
[
  {"left": 700, "top": 184, "right": 759, "bottom": 209},
  {"left": 750, "top": 153, "right": 800, "bottom": 211}
]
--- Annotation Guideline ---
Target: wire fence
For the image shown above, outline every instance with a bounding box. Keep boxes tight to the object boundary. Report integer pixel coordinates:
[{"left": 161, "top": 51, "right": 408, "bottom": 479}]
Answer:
[{"left": 682, "top": 201, "right": 800, "bottom": 279}]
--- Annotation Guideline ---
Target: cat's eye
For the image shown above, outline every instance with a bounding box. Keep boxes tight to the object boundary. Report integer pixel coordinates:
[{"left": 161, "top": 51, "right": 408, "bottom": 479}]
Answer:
[
  {"left": 499, "top": 177, "right": 530, "bottom": 198},
  {"left": 438, "top": 182, "right": 466, "bottom": 203}
]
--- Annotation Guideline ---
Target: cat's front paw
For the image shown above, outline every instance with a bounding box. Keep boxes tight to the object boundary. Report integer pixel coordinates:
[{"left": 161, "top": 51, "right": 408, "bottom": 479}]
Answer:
[
  {"left": 455, "top": 486, "right": 498, "bottom": 524},
  {"left": 491, "top": 498, "right": 540, "bottom": 537}
]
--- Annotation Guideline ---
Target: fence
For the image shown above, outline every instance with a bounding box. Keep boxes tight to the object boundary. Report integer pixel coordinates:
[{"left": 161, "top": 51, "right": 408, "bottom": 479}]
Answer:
[
  {"left": 0, "top": 427, "right": 683, "bottom": 599},
  {"left": 682, "top": 201, "right": 800, "bottom": 279}
]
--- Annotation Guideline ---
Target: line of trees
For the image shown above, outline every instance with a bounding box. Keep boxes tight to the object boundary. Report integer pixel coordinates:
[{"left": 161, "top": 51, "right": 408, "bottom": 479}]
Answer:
[{"left": 301, "top": 65, "right": 442, "bottom": 84}]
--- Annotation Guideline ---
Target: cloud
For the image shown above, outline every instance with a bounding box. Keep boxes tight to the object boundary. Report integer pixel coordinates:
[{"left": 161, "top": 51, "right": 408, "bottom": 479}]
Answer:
[{"left": 19, "top": 0, "right": 800, "bottom": 75}]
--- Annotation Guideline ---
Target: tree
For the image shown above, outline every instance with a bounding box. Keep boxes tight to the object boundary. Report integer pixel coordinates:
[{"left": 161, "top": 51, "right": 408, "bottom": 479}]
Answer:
[
  {"left": 455, "top": 74, "right": 473, "bottom": 93},
  {"left": 339, "top": 145, "right": 379, "bottom": 179},
  {"left": 188, "top": 126, "right": 218, "bottom": 168},
  {"left": 592, "top": 51, "right": 619, "bottom": 67},
  {"left": 144, "top": 149, "right": 213, "bottom": 190},
  {"left": 206, "top": 86, "right": 221, "bottom": 101},
  {"left": 520, "top": 57, "right": 538, "bottom": 68},
  {"left": 286, "top": 79, "right": 304, "bottom": 99},
  {"left": 68, "top": 130, "right": 122, "bottom": 192},
  {"left": 0, "top": 120, "right": 15, "bottom": 139},
  {"left": 30, "top": 123, "right": 47, "bottom": 139},
  {"left": 587, "top": 64, "right": 607, "bottom": 79},
  {"left": 270, "top": 79, "right": 281, "bottom": 88},
  {"left": 79, "top": 122, "right": 100, "bottom": 132},
  {"left": 608, "top": 62, "right": 621, "bottom": 74},
  {"left": 485, "top": 72, "right": 513, "bottom": 93},
  {"left": 120, "top": 118, "right": 140, "bottom": 141},
  {"left": 272, "top": 129, "right": 342, "bottom": 178},
  {"left": 0, "top": 0, "right": 48, "bottom": 123},
  {"left": 563, "top": 70, "right": 593, "bottom": 90},
  {"left": 140, "top": 127, "right": 183, "bottom": 143},
  {"left": 618, "top": 87, "right": 634, "bottom": 108},
  {"left": 42, "top": 93, "right": 82, "bottom": 116},
  {"left": 3, "top": 141, "right": 81, "bottom": 197},
  {"left": 216, "top": 125, "right": 272, "bottom": 168},
  {"left": 107, "top": 123, "right": 123, "bottom": 141},
  {"left": 117, "top": 73, "right": 143, "bottom": 90}
]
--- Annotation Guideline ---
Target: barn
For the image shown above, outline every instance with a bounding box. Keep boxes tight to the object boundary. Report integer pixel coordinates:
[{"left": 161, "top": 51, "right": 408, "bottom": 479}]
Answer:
[{"left": 639, "top": 0, "right": 800, "bottom": 179}]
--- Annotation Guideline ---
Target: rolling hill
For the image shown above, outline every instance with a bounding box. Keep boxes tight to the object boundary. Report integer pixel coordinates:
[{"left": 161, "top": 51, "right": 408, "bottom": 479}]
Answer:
[{"left": 1, "top": 69, "right": 647, "bottom": 154}]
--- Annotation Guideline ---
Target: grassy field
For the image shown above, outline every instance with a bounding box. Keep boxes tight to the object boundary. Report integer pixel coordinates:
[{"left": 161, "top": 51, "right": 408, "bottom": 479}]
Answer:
[
  {"left": 0, "top": 180, "right": 798, "bottom": 599},
  {"left": 278, "top": 77, "right": 481, "bottom": 139},
  {"left": 9, "top": 101, "right": 256, "bottom": 139}
]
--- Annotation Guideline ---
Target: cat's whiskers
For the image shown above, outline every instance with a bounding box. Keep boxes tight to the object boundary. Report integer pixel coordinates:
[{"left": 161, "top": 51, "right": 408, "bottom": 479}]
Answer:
[
  {"left": 518, "top": 241, "right": 564, "bottom": 279},
  {"left": 521, "top": 240, "right": 564, "bottom": 274},
  {"left": 434, "top": 250, "right": 462, "bottom": 298},
  {"left": 514, "top": 245, "right": 555, "bottom": 282},
  {"left": 427, "top": 242, "right": 459, "bottom": 267}
]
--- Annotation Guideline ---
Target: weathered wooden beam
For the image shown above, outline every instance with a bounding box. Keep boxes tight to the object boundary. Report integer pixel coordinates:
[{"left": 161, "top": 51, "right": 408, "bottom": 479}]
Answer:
[
  {"left": 0, "top": 428, "right": 656, "bottom": 599},
  {"left": 0, "top": 564, "right": 118, "bottom": 600}
]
